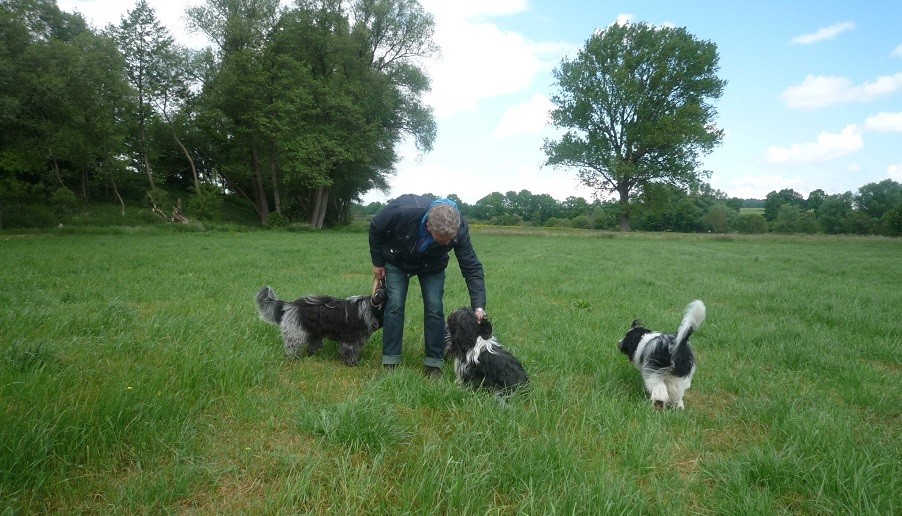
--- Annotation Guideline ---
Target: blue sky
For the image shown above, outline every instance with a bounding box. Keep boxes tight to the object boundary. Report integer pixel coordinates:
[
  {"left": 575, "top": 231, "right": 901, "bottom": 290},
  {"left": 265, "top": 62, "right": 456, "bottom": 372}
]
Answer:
[{"left": 61, "top": 0, "right": 902, "bottom": 204}]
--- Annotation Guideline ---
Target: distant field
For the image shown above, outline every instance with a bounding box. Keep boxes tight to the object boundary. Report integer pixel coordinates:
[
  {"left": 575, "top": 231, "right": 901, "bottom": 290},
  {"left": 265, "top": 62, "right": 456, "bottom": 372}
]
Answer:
[
  {"left": 739, "top": 207, "right": 765, "bottom": 215},
  {"left": 1, "top": 228, "right": 899, "bottom": 514}
]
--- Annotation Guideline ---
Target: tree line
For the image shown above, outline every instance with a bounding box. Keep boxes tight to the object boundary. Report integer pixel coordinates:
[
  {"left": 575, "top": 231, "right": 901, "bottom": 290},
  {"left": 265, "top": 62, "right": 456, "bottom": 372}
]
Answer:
[
  {"left": 359, "top": 179, "right": 902, "bottom": 237},
  {"left": 1, "top": 0, "right": 436, "bottom": 229},
  {"left": 3, "top": 2, "right": 900, "bottom": 237}
]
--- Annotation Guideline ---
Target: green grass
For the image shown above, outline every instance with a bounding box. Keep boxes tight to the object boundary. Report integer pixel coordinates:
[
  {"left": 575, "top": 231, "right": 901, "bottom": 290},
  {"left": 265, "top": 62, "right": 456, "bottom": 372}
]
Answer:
[{"left": 1, "top": 228, "right": 899, "bottom": 514}]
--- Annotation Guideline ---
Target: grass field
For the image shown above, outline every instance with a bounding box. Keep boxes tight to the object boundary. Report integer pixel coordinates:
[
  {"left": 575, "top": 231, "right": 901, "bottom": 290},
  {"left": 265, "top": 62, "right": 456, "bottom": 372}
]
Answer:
[{"left": 1, "top": 227, "right": 899, "bottom": 514}]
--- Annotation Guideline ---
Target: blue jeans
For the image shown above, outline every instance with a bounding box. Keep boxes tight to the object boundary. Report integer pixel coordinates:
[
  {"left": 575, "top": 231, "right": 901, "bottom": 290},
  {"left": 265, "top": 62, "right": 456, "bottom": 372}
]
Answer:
[{"left": 382, "top": 263, "right": 445, "bottom": 368}]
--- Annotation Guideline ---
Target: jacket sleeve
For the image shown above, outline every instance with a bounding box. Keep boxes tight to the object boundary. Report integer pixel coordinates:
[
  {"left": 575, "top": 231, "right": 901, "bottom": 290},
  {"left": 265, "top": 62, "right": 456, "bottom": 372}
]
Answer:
[
  {"left": 453, "top": 221, "right": 486, "bottom": 309},
  {"left": 369, "top": 208, "right": 394, "bottom": 267}
]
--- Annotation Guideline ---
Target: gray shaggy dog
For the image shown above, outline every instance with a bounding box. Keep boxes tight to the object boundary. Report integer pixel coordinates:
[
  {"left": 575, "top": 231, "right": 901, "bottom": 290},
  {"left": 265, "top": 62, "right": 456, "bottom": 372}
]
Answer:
[{"left": 256, "top": 283, "right": 386, "bottom": 366}]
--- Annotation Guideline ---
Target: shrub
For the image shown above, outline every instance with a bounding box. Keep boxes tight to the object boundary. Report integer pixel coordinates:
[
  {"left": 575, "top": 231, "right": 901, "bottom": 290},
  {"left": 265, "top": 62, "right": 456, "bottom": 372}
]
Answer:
[
  {"left": 571, "top": 215, "right": 590, "bottom": 229},
  {"left": 733, "top": 213, "right": 767, "bottom": 234},
  {"left": 265, "top": 212, "right": 290, "bottom": 228},
  {"left": 188, "top": 184, "right": 223, "bottom": 221},
  {"left": 50, "top": 187, "right": 79, "bottom": 217},
  {"left": 877, "top": 207, "right": 902, "bottom": 237},
  {"left": 543, "top": 217, "right": 571, "bottom": 228}
]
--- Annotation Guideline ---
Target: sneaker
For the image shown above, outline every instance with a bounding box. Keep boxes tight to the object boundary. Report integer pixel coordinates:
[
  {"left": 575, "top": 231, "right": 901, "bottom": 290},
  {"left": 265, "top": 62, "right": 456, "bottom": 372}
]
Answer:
[{"left": 424, "top": 366, "right": 443, "bottom": 380}]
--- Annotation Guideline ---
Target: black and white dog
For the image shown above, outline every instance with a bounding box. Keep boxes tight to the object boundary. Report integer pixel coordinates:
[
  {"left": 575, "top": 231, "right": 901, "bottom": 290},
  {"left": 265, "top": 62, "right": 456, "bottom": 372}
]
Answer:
[
  {"left": 618, "top": 300, "right": 706, "bottom": 410},
  {"left": 256, "top": 282, "right": 386, "bottom": 366},
  {"left": 445, "top": 308, "right": 528, "bottom": 395}
]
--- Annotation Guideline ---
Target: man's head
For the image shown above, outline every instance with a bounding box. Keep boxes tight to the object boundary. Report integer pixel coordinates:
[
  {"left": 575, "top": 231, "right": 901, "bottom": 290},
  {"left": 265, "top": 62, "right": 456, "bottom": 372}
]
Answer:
[{"left": 426, "top": 203, "right": 460, "bottom": 245}]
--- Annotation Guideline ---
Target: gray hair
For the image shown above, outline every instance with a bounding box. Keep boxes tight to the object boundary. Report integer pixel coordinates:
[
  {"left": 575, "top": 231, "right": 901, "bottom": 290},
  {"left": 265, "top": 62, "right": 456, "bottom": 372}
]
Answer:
[{"left": 428, "top": 204, "right": 461, "bottom": 238}]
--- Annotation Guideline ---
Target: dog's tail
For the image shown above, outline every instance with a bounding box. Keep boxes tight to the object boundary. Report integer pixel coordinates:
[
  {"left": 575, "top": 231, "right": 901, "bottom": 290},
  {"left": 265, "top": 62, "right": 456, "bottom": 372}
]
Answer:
[
  {"left": 256, "top": 286, "right": 284, "bottom": 325},
  {"left": 672, "top": 300, "right": 705, "bottom": 373}
]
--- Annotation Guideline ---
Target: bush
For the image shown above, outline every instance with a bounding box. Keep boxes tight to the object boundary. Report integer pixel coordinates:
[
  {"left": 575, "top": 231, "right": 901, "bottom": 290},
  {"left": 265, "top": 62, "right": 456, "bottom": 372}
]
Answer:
[
  {"left": 772, "top": 205, "right": 819, "bottom": 234},
  {"left": 733, "top": 213, "right": 767, "bottom": 234},
  {"left": 50, "top": 187, "right": 79, "bottom": 217},
  {"left": 188, "top": 184, "right": 223, "bottom": 221},
  {"left": 877, "top": 207, "right": 902, "bottom": 237},
  {"left": 265, "top": 212, "right": 290, "bottom": 228},
  {"left": 5, "top": 204, "right": 58, "bottom": 228},
  {"left": 492, "top": 214, "right": 523, "bottom": 226},
  {"left": 543, "top": 217, "right": 571, "bottom": 228},
  {"left": 571, "top": 215, "right": 590, "bottom": 229}
]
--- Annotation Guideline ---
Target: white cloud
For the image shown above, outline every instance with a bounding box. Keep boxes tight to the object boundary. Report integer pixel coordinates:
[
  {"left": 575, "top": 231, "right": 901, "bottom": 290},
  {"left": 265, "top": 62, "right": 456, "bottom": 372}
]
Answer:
[
  {"left": 892, "top": 44, "right": 902, "bottom": 58},
  {"left": 423, "top": 0, "right": 527, "bottom": 20},
  {"left": 765, "top": 125, "right": 863, "bottom": 164},
  {"left": 888, "top": 164, "right": 902, "bottom": 181},
  {"left": 419, "top": 2, "right": 571, "bottom": 119},
  {"left": 864, "top": 112, "right": 902, "bottom": 132},
  {"left": 60, "top": 0, "right": 214, "bottom": 48},
  {"left": 615, "top": 13, "right": 634, "bottom": 26},
  {"left": 717, "top": 175, "right": 805, "bottom": 200},
  {"left": 493, "top": 94, "right": 555, "bottom": 138},
  {"left": 781, "top": 73, "right": 902, "bottom": 109},
  {"left": 790, "top": 21, "right": 855, "bottom": 45}
]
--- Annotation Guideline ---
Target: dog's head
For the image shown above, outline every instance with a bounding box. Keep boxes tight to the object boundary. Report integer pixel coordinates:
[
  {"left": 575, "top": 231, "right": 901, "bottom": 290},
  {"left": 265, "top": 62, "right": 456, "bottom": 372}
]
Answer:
[
  {"left": 445, "top": 308, "right": 492, "bottom": 358},
  {"left": 370, "top": 278, "right": 387, "bottom": 326},
  {"left": 618, "top": 319, "right": 649, "bottom": 361}
]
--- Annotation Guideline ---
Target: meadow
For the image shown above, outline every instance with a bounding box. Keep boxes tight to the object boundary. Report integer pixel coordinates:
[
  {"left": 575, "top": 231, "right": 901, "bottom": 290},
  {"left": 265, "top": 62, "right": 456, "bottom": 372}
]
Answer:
[{"left": 1, "top": 227, "right": 899, "bottom": 514}]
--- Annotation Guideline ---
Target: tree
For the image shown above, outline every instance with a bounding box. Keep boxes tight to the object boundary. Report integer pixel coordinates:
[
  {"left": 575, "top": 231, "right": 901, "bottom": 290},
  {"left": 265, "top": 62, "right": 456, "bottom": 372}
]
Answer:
[
  {"left": 188, "top": 0, "right": 281, "bottom": 225},
  {"left": 818, "top": 193, "right": 854, "bottom": 234},
  {"left": 1, "top": 0, "right": 129, "bottom": 209},
  {"left": 855, "top": 179, "right": 902, "bottom": 220},
  {"left": 702, "top": 202, "right": 736, "bottom": 233},
  {"left": 763, "top": 188, "right": 803, "bottom": 221},
  {"left": 806, "top": 188, "right": 827, "bottom": 214},
  {"left": 108, "top": 0, "right": 175, "bottom": 192},
  {"left": 543, "top": 22, "right": 725, "bottom": 231}
]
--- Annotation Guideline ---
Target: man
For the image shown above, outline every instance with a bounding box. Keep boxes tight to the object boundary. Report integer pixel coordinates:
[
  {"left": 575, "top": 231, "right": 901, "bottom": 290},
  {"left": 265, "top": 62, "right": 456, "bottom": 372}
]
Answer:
[{"left": 369, "top": 194, "right": 486, "bottom": 378}]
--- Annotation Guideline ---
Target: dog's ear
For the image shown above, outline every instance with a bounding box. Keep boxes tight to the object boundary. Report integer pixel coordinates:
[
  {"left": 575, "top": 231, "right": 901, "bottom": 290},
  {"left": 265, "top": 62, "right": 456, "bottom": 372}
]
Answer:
[
  {"left": 478, "top": 315, "right": 493, "bottom": 340},
  {"left": 630, "top": 319, "right": 643, "bottom": 329}
]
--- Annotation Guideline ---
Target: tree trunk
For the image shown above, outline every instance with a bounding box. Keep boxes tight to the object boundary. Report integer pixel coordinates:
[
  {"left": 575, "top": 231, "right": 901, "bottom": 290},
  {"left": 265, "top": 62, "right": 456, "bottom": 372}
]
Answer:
[
  {"left": 50, "top": 154, "right": 64, "bottom": 186},
  {"left": 251, "top": 146, "right": 269, "bottom": 225},
  {"left": 110, "top": 177, "right": 125, "bottom": 216},
  {"left": 310, "top": 186, "right": 328, "bottom": 229},
  {"left": 172, "top": 126, "right": 199, "bottom": 192},
  {"left": 141, "top": 125, "right": 155, "bottom": 189},
  {"left": 618, "top": 188, "right": 631, "bottom": 232},
  {"left": 268, "top": 142, "right": 281, "bottom": 215}
]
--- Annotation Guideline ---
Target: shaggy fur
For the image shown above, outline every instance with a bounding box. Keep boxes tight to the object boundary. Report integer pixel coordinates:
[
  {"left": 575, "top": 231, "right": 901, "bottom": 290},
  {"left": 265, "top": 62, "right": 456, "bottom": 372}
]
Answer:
[
  {"left": 256, "top": 284, "right": 386, "bottom": 366},
  {"left": 445, "top": 308, "right": 528, "bottom": 395},
  {"left": 618, "top": 300, "right": 706, "bottom": 410}
]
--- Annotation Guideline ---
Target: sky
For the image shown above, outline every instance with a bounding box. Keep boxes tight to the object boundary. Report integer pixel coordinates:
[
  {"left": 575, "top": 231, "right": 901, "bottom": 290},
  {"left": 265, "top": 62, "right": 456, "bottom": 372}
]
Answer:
[{"left": 59, "top": 0, "right": 902, "bottom": 204}]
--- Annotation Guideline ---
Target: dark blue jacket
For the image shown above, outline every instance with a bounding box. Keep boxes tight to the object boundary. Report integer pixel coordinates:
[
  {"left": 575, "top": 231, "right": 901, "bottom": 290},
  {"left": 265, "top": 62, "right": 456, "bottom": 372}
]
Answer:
[{"left": 369, "top": 194, "right": 486, "bottom": 309}]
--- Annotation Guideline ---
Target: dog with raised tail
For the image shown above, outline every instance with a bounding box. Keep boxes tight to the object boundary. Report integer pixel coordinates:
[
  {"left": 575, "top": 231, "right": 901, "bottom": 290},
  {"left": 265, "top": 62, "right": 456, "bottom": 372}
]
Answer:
[
  {"left": 618, "top": 300, "right": 706, "bottom": 410},
  {"left": 256, "top": 280, "right": 386, "bottom": 366}
]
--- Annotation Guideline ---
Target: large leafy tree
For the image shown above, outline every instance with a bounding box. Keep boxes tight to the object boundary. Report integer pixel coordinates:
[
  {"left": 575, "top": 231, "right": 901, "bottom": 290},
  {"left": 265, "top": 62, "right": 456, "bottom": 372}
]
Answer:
[
  {"left": 544, "top": 22, "right": 725, "bottom": 231},
  {"left": 763, "top": 188, "right": 804, "bottom": 221},
  {"left": 113, "top": 2, "right": 202, "bottom": 196},
  {"left": 189, "top": 0, "right": 436, "bottom": 227},
  {"left": 0, "top": 0, "right": 128, "bottom": 215},
  {"left": 188, "top": 0, "right": 281, "bottom": 224},
  {"left": 855, "top": 179, "right": 902, "bottom": 220},
  {"left": 108, "top": 0, "right": 177, "bottom": 192}
]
